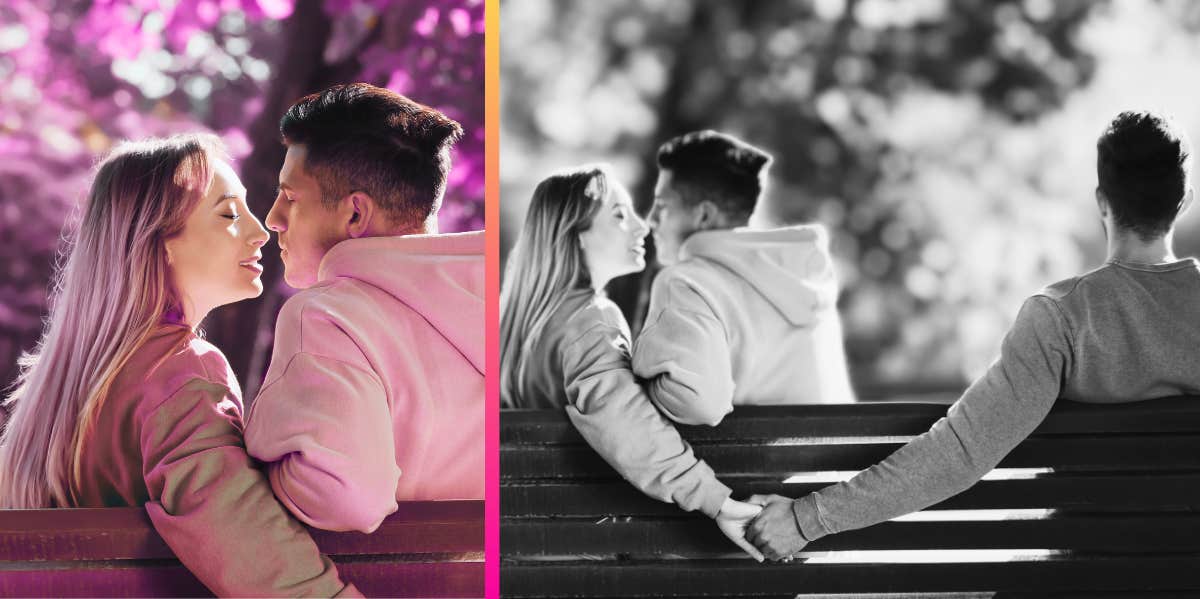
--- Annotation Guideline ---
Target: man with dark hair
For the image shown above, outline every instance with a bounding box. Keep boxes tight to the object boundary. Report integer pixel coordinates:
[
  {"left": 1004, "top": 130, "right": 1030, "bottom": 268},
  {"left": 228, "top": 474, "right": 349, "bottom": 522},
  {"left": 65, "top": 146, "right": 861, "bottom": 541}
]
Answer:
[
  {"left": 244, "top": 83, "right": 483, "bottom": 533},
  {"left": 746, "top": 110, "right": 1199, "bottom": 561},
  {"left": 632, "top": 130, "right": 856, "bottom": 427}
]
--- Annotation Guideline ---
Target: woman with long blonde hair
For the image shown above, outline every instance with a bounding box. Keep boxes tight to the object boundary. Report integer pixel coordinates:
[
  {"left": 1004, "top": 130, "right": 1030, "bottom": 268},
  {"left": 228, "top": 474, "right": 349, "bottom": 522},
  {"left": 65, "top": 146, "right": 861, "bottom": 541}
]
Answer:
[
  {"left": 500, "top": 165, "right": 763, "bottom": 559},
  {"left": 0, "top": 134, "right": 357, "bottom": 596}
]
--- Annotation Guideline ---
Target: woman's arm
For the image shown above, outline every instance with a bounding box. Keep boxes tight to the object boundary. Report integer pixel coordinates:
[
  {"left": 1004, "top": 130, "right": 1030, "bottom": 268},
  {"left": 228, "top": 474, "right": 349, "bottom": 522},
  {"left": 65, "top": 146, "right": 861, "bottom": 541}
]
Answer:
[
  {"left": 561, "top": 320, "right": 732, "bottom": 518},
  {"left": 139, "top": 377, "right": 358, "bottom": 597}
]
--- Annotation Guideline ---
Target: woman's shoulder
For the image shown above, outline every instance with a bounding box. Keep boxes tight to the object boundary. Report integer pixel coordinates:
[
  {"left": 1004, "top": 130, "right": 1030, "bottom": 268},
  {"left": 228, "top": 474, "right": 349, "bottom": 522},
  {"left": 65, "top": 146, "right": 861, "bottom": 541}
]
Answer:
[
  {"left": 552, "top": 291, "right": 631, "bottom": 345},
  {"left": 119, "top": 325, "right": 240, "bottom": 406}
]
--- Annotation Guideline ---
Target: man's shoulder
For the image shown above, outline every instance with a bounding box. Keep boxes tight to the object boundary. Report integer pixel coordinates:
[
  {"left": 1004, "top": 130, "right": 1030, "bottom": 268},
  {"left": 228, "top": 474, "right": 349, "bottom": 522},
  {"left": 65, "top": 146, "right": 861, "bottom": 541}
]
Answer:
[
  {"left": 1032, "top": 264, "right": 1128, "bottom": 307},
  {"left": 271, "top": 281, "right": 378, "bottom": 363}
]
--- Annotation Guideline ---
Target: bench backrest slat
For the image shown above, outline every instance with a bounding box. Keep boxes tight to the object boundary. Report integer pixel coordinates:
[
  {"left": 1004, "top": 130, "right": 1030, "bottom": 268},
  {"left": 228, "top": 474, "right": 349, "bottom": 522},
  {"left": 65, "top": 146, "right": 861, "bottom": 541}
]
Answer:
[
  {"left": 501, "top": 397, "right": 1200, "bottom": 597},
  {"left": 0, "top": 500, "right": 484, "bottom": 598}
]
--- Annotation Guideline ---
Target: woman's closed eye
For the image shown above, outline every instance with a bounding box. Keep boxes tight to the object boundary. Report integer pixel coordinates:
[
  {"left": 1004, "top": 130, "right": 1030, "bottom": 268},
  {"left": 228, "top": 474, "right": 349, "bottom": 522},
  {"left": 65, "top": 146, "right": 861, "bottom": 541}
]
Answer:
[{"left": 222, "top": 213, "right": 241, "bottom": 221}]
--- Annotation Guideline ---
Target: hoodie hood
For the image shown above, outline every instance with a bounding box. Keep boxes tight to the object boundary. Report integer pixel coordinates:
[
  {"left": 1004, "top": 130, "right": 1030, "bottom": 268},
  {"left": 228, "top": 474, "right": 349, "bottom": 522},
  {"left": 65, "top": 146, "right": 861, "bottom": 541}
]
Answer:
[
  {"left": 316, "top": 231, "right": 485, "bottom": 373},
  {"left": 678, "top": 224, "right": 837, "bottom": 326}
]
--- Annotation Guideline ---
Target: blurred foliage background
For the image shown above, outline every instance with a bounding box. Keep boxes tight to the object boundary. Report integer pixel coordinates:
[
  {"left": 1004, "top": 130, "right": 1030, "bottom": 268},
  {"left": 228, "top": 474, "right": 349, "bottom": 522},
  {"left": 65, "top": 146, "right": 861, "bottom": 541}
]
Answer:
[
  {"left": 500, "top": 0, "right": 1200, "bottom": 397},
  {"left": 0, "top": 0, "right": 483, "bottom": 411}
]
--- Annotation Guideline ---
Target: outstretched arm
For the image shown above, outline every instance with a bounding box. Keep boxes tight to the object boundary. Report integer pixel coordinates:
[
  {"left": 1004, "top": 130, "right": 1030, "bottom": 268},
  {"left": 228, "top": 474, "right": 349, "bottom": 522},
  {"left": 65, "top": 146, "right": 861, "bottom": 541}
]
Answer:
[{"left": 751, "top": 297, "right": 1070, "bottom": 557}]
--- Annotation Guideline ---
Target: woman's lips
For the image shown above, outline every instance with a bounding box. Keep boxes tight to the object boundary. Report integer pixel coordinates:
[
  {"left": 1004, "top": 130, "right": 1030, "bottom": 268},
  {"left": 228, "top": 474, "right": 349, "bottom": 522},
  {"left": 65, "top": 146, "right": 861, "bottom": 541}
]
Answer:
[{"left": 240, "top": 260, "right": 263, "bottom": 274}]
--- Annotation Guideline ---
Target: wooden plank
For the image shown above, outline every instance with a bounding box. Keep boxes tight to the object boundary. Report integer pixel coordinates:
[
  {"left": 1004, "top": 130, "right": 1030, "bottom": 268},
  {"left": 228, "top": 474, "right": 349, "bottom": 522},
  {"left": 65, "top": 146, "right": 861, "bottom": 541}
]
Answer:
[
  {"left": 501, "top": 397, "right": 1200, "bottom": 444},
  {"left": 0, "top": 558, "right": 483, "bottom": 598},
  {"left": 501, "top": 436, "right": 1200, "bottom": 479},
  {"left": 500, "top": 473, "right": 1200, "bottom": 516},
  {"left": 311, "top": 500, "right": 483, "bottom": 556},
  {"left": 500, "top": 514, "right": 1200, "bottom": 555},
  {"left": 0, "top": 500, "right": 483, "bottom": 561},
  {"left": 499, "top": 556, "right": 1200, "bottom": 597}
]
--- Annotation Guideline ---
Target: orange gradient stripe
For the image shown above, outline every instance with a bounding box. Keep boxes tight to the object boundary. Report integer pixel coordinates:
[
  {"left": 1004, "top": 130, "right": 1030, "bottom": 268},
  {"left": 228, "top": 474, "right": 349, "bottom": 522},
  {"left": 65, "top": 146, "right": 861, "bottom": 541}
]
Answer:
[{"left": 484, "top": 0, "right": 500, "bottom": 597}]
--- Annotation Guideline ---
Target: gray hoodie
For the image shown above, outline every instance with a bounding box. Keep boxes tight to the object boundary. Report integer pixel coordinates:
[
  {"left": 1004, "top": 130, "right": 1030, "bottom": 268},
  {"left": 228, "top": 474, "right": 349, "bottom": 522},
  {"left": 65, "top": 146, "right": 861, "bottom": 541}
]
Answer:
[{"left": 633, "top": 225, "right": 856, "bottom": 426}]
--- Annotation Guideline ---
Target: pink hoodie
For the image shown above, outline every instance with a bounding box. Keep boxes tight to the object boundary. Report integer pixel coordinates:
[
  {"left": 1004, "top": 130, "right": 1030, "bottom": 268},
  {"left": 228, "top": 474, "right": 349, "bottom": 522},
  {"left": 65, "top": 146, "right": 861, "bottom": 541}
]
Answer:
[
  {"left": 245, "top": 232, "right": 485, "bottom": 534},
  {"left": 76, "top": 324, "right": 355, "bottom": 597}
]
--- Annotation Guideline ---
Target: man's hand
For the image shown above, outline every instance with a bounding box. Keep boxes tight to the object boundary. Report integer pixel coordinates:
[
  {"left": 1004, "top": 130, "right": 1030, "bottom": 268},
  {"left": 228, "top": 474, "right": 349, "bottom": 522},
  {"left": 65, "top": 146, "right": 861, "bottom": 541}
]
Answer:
[
  {"left": 746, "top": 494, "right": 809, "bottom": 561},
  {"left": 714, "top": 498, "right": 765, "bottom": 562}
]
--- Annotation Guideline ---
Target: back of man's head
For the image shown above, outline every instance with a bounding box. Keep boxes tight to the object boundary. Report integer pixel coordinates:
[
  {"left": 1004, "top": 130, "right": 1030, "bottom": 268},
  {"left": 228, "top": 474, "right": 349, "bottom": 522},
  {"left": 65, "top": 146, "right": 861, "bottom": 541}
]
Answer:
[
  {"left": 280, "top": 83, "right": 464, "bottom": 230},
  {"left": 1097, "top": 110, "right": 1192, "bottom": 241},
  {"left": 656, "top": 130, "right": 772, "bottom": 222}
]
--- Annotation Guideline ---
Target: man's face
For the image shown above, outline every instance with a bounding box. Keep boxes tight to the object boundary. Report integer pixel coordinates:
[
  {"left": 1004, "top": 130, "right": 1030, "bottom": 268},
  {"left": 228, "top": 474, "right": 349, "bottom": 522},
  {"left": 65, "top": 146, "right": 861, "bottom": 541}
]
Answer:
[
  {"left": 647, "top": 170, "right": 700, "bottom": 266},
  {"left": 265, "top": 144, "right": 348, "bottom": 289}
]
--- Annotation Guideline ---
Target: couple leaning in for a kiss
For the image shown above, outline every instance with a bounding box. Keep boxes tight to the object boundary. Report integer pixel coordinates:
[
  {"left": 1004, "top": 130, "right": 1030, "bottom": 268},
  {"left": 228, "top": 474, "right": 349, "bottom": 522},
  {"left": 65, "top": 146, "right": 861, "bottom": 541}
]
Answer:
[
  {"left": 0, "top": 84, "right": 484, "bottom": 596},
  {"left": 500, "top": 110, "right": 1200, "bottom": 562}
]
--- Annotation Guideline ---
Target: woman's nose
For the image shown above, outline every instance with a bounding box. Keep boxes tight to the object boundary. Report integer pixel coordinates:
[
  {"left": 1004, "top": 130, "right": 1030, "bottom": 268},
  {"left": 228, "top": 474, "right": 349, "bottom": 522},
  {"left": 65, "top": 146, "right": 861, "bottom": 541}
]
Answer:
[
  {"left": 248, "top": 215, "right": 270, "bottom": 247},
  {"left": 633, "top": 214, "right": 649, "bottom": 237}
]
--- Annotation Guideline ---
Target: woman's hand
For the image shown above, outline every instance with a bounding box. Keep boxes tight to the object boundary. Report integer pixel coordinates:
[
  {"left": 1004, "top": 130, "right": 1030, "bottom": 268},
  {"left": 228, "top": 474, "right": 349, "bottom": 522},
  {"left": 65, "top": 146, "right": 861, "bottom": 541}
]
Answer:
[
  {"left": 714, "top": 497, "right": 765, "bottom": 562},
  {"left": 746, "top": 494, "right": 808, "bottom": 561}
]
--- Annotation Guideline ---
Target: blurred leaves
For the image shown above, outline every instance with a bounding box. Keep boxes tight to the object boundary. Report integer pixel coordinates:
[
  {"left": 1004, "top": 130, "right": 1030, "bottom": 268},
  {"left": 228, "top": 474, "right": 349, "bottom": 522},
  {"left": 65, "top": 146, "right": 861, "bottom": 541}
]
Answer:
[
  {"left": 501, "top": 0, "right": 1200, "bottom": 389},
  {"left": 0, "top": 0, "right": 482, "bottom": 390}
]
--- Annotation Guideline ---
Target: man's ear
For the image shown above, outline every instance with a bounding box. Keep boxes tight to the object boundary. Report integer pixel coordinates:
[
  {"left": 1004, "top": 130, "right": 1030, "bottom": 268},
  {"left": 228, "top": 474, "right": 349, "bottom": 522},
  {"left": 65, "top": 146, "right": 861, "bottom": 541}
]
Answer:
[
  {"left": 345, "top": 192, "right": 376, "bottom": 239},
  {"left": 1179, "top": 187, "right": 1195, "bottom": 216},
  {"left": 694, "top": 200, "right": 722, "bottom": 230},
  {"left": 1095, "top": 187, "right": 1109, "bottom": 219}
]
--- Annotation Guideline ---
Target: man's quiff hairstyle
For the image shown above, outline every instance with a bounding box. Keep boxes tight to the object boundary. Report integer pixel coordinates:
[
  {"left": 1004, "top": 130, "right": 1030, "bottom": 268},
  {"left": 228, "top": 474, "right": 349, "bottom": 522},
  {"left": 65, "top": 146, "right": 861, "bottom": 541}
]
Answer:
[
  {"left": 656, "top": 130, "right": 772, "bottom": 219},
  {"left": 280, "top": 83, "right": 464, "bottom": 228},
  {"left": 1097, "top": 110, "right": 1192, "bottom": 241}
]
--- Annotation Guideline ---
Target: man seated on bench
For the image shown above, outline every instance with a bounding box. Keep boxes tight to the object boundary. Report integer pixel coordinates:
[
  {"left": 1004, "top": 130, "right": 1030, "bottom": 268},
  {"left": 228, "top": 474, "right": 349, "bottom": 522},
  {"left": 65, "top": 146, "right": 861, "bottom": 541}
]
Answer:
[
  {"left": 633, "top": 131, "right": 856, "bottom": 427},
  {"left": 745, "top": 110, "right": 1200, "bottom": 561}
]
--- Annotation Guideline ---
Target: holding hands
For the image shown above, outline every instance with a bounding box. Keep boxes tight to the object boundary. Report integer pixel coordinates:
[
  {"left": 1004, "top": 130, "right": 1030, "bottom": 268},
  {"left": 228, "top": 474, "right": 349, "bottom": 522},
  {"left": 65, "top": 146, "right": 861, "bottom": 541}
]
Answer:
[
  {"left": 714, "top": 497, "right": 765, "bottom": 562},
  {"left": 745, "top": 494, "right": 809, "bottom": 562}
]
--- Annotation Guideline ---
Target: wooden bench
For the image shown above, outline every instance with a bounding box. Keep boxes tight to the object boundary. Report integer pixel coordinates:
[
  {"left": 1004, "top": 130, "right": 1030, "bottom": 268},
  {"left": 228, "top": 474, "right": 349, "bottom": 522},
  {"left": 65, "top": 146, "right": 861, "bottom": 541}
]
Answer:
[
  {"left": 0, "top": 499, "right": 483, "bottom": 597},
  {"left": 501, "top": 397, "right": 1200, "bottom": 597}
]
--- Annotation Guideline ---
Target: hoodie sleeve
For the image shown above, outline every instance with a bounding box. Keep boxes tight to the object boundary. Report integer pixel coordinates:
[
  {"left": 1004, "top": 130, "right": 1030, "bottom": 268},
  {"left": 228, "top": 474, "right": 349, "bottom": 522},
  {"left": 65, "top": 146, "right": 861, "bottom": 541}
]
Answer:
[
  {"left": 633, "top": 270, "right": 736, "bottom": 426},
  {"left": 561, "top": 313, "right": 731, "bottom": 518},
  {"left": 789, "top": 296, "right": 1070, "bottom": 541},
  {"left": 245, "top": 351, "right": 400, "bottom": 534},
  {"left": 140, "top": 377, "right": 358, "bottom": 598}
]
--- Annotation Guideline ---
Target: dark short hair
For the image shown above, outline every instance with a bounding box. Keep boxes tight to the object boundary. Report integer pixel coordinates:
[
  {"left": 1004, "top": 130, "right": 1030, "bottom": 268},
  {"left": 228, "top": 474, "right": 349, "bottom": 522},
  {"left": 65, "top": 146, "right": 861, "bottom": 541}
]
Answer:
[
  {"left": 280, "top": 83, "right": 463, "bottom": 227},
  {"left": 656, "top": 130, "right": 772, "bottom": 219},
  {"left": 1097, "top": 110, "right": 1192, "bottom": 240}
]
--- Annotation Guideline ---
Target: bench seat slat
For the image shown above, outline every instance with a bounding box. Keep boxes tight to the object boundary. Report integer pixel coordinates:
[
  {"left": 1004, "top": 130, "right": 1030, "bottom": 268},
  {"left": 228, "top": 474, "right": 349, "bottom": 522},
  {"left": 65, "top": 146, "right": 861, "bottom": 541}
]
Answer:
[
  {"left": 499, "top": 556, "right": 1200, "bottom": 597},
  {"left": 502, "top": 436, "right": 1200, "bottom": 478},
  {"left": 502, "top": 397, "right": 1200, "bottom": 444},
  {"left": 0, "top": 558, "right": 483, "bottom": 598},
  {"left": 501, "top": 473, "right": 1200, "bottom": 516},
  {"left": 501, "top": 514, "right": 1200, "bottom": 554}
]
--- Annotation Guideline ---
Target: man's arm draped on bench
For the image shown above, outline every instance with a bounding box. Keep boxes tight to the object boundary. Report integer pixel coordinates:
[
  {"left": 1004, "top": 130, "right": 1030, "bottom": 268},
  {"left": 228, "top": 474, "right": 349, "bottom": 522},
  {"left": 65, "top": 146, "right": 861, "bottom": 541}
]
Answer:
[
  {"left": 771, "top": 295, "right": 1069, "bottom": 548},
  {"left": 748, "top": 110, "right": 1200, "bottom": 559},
  {"left": 245, "top": 233, "right": 486, "bottom": 534}
]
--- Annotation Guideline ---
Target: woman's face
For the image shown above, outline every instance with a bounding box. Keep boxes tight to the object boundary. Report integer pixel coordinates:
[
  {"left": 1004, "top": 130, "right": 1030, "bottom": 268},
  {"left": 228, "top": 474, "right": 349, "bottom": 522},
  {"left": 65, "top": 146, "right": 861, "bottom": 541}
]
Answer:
[
  {"left": 166, "top": 159, "right": 269, "bottom": 324},
  {"left": 579, "top": 179, "right": 649, "bottom": 288}
]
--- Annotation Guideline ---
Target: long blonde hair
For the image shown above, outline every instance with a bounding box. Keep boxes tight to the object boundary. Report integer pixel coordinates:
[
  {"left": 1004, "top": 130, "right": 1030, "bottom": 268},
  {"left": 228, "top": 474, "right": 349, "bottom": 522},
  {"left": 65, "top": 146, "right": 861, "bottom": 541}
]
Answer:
[
  {"left": 0, "top": 134, "right": 225, "bottom": 508},
  {"left": 499, "top": 165, "right": 610, "bottom": 408}
]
